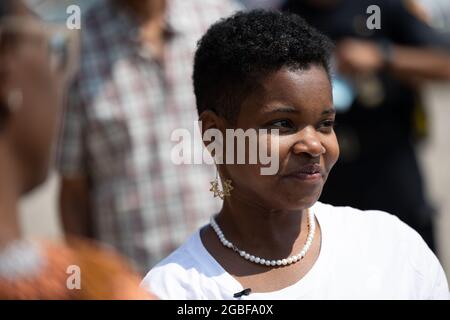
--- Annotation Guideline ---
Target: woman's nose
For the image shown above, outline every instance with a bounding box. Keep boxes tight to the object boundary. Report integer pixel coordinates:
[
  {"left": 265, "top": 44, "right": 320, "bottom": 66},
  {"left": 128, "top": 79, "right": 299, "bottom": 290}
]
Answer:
[{"left": 292, "top": 127, "right": 326, "bottom": 157}]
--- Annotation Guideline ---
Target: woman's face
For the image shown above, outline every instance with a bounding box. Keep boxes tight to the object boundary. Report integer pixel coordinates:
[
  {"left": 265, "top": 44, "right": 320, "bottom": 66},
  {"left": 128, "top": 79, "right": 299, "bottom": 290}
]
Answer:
[
  {"left": 1, "top": 3, "right": 66, "bottom": 191},
  {"left": 221, "top": 65, "right": 339, "bottom": 211}
]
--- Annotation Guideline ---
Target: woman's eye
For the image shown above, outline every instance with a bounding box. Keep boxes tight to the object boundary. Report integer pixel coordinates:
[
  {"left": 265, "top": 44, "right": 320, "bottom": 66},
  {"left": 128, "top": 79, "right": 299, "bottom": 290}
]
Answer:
[
  {"left": 319, "top": 119, "right": 336, "bottom": 132},
  {"left": 323, "top": 120, "right": 335, "bottom": 127},
  {"left": 268, "top": 119, "right": 295, "bottom": 129}
]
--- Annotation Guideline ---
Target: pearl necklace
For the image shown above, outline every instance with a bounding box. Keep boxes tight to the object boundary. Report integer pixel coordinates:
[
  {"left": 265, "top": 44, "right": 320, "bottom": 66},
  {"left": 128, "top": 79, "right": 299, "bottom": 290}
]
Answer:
[{"left": 210, "top": 209, "right": 315, "bottom": 267}]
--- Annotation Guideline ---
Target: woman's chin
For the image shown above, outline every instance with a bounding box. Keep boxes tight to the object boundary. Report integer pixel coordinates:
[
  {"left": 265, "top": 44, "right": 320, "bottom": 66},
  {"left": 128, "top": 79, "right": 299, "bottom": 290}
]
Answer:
[{"left": 280, "top": 189, "right": 322, "bottom": 210}]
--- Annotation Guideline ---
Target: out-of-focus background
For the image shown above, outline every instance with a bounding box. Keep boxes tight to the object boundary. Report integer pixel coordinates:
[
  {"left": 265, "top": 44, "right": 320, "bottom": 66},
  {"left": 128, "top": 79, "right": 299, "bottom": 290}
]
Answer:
[{"left": 20, "top": 0, "right": 450, "bottom": 284}]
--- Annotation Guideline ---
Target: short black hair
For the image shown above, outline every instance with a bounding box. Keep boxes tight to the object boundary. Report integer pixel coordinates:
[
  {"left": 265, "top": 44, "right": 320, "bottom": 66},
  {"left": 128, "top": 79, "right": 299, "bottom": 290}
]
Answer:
[{"left": 193, "top": 10, "right": 333, "bottom": 123}]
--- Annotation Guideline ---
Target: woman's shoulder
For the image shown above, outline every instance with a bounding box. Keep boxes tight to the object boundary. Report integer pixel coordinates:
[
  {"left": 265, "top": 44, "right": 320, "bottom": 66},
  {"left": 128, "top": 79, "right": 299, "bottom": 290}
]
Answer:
[
  {"left": 314, "top": 201, "right": 410, "bottom": 234},
  {"left": 314, "top": 201, "right": 432, "bottom": 258},
  {"left": 316, "top": 202, "right": 448, "bottom": 298}
]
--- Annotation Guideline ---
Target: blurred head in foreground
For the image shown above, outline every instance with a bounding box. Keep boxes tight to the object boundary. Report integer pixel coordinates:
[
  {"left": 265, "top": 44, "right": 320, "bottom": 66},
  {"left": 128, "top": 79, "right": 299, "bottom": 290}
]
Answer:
[
  {"left": 0, "top": 0, "right": 71, "bottom": 194},
  {"left": 0, "top": 0, "right": 154, "bottom": 300}
]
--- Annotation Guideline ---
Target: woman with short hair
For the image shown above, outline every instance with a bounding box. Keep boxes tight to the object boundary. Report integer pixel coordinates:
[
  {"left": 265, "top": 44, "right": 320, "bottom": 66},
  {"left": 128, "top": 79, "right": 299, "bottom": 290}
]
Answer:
[{"left": 141, "top": 10, "right": 448, "bottom": 300}]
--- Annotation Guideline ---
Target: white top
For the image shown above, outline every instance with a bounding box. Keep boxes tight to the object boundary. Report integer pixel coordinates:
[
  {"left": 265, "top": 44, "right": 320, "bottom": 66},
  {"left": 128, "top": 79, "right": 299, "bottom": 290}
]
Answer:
[{"left": 141, "top": 202, "right": 449, "bottom": 299}]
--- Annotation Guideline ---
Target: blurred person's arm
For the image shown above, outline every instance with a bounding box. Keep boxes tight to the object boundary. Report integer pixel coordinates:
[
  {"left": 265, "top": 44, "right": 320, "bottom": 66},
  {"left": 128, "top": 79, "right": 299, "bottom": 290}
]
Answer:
[
  {"left": 336, "top": 39, "right": 450, "bottom": 81},
  {"left": 388, "top": 45, "right": 450, "bottom": 82},
  {"left": 336, "top": 0, "right": 450, "bottom": 83},
  {"left": 56, "top": 77, "right": 94, "bottom": 239}
]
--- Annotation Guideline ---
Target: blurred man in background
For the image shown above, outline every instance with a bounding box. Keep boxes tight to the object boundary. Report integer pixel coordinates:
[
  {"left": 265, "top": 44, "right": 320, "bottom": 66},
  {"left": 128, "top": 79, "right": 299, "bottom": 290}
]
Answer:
[
  {"left": 57, "top": 0, "right": 239, "bottom": 273},
  {"left": 284, "top": 0, "right": 450, "bottom": 252}
]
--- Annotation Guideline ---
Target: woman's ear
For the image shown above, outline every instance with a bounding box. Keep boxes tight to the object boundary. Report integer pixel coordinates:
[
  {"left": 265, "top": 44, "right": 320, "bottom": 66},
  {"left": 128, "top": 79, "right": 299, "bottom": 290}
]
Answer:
[
  {"left": 198, "top": 110, "right": 226, "bottom": 137},
  {"left": 0, "top": 85, "right": 24, "bottom": 118},
  {"left": 198, "top": 110, "right": 227, "bottom": 162}
]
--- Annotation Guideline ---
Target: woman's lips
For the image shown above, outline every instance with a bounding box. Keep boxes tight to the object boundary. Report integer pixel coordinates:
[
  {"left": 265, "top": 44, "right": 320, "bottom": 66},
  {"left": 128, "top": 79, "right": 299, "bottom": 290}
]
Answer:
[
  {"left": 286, "top": 172, "right": 322, "bottom": 181},
  {"left": 282, "top": 164, "right": 324, "bottom": 182}
]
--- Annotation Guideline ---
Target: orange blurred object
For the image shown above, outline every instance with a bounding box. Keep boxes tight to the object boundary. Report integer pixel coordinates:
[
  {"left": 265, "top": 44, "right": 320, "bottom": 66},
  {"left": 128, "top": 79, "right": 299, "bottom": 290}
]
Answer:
[{"left": 0, "top": 238, "right": 156, "bottom": 300}]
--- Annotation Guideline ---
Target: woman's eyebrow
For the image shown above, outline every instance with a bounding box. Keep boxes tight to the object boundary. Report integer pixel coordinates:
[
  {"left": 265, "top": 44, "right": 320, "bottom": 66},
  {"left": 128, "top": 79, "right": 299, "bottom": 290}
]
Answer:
[
  {"left": 262, "top": 106, "right": 299, "bottom": 115},
  {"left": 322, "top": 108, "right": 336, "bottom": 115},
  {"left": 262, "top": 106, "right": 336, "bottom": 115}
]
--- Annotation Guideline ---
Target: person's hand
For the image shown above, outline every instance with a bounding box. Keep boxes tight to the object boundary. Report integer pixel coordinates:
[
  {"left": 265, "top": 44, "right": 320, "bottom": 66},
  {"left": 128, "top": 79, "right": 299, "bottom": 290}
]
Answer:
[{"left": 336, "top": 38, "right": 385, "bottom": 76}]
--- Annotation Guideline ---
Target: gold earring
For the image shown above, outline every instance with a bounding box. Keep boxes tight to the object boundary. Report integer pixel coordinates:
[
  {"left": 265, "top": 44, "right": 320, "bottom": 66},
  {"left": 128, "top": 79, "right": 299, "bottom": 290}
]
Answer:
[{"left": 210, "top": 168, "right": 233, "bottom": 200}]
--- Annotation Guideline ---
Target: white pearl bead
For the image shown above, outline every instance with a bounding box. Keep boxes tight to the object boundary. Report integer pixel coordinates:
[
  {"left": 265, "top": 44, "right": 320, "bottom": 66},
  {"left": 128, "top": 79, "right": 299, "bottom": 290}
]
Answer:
[
  {"left": 250, "top": 256, "right": 255, "bottom": 262},
  {"left": 287, "top": 257, "right": 293, "bottom": 264},
  {"left": 281, "top": 259, "right": 288, "bottom": 266},
  {"left": 226, "top": 242, "right": 233, "bottom": 248},
  {"left": 245, "top": 253, "right": 250, "bottom": 260},
  {"left": 260, "top": 259, "right": 266, "bottom": 265},
  {"left": 270, "top": 260, "right": 276, "bottom": 266},
  {"left": 276, "top": 260, "right": 282, "bottom": 266},
  {"left": 255, "top": 257, "right": 260, "bottom": 263},
  {"left": 292, "top": 256, "right": 298, "bottom": 262},
  {"left": 240, "top": 251, "right": 246, "bottom": 257},
  {"left": 265, "top": 260, "right": 271, "bottom": 266}
]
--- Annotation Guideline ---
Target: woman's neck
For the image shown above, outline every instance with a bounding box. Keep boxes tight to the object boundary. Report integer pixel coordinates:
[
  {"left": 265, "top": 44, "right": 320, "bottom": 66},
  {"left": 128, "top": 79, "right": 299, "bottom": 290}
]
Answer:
[{"left": 216, "top": 194, "right": 309, "bottom": 255}]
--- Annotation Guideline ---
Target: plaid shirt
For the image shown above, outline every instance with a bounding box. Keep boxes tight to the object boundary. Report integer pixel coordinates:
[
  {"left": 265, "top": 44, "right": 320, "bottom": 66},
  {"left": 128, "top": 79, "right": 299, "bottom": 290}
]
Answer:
[{"left": 57, "top": 0, "right": 240, "bottom": 272}]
